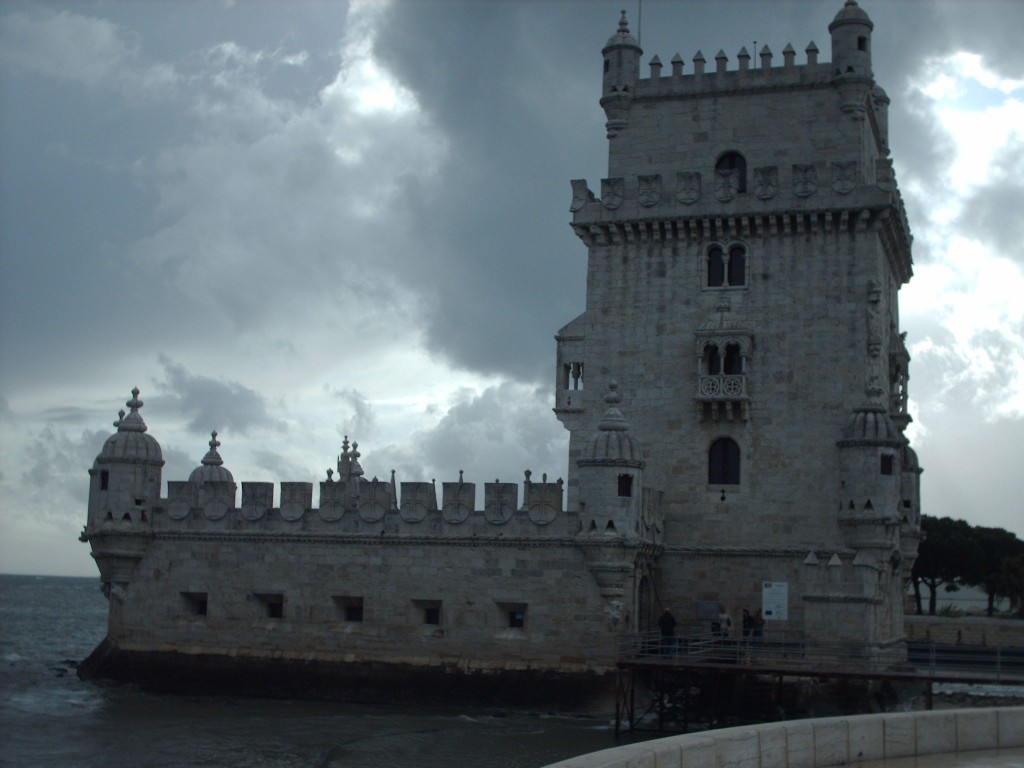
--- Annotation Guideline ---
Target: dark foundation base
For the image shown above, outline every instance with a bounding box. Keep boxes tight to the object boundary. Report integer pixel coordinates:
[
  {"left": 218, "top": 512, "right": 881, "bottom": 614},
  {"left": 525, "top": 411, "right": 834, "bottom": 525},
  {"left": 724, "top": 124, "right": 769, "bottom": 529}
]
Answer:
[{"left": 78, "top": 638, "right": 615, "bottom": 712}]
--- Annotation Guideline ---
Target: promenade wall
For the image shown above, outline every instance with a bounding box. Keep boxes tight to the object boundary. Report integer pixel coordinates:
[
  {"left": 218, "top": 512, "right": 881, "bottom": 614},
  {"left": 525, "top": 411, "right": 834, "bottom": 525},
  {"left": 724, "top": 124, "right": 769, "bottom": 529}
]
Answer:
[
  {"left": 543, "top": 707, "right": 1024, "bottom": 768},
  {"left": 905, "top": 616, "right": 1024, "bottom": 647}
]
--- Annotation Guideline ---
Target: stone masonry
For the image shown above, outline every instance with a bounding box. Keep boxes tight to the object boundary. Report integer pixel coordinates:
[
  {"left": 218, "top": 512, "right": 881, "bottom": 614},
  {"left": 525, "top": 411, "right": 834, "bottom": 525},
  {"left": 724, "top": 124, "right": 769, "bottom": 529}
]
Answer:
[{"left": 81, "top": 1, "right": 920, "bottom": 703}]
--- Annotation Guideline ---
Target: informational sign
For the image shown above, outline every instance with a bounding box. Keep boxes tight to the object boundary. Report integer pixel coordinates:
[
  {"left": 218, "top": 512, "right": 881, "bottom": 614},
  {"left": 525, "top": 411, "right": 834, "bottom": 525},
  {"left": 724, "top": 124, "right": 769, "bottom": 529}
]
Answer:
[{"left": 762, "top": 581, "right": 788, "bottom": 621}]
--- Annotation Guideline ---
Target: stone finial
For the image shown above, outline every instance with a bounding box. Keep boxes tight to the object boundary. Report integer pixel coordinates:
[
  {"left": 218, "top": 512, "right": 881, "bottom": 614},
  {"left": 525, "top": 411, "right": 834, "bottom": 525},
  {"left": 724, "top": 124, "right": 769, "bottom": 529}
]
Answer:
[
  {"left": 649, "top": 55, "right": 662, "bottom": 79},
  {"left": 759, "top": 44, "right": 772, "bottom": 69},
  {"left": 671, "top": 53, "right": 684, "bottom": 78},
  {"left": 693, "top": 50, "right": 706, "bottom": 75},
  {"left": 806, "top": 41, "right": 819, "bottom": 65},
  {"left": 715, "top": 49, "right": 728, "bottom": 74},
  {"left": 119, "top": 388, "right": 148, "bottom": 433},
  {"left": 201, "top": 430, "right": 224, "bottom": 467},
  {"left": 737, "top": 47, "right": 750, "bottom": 71},
  {"left": 783, "top": 43, "right": 796, "bottom": 67},
  {"left": 114, "top": 409, "right": 125, "bottom": 428}
]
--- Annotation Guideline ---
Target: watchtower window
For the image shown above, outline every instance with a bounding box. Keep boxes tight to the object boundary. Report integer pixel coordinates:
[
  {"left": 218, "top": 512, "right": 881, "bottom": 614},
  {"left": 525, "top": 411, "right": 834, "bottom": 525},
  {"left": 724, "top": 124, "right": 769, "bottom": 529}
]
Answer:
[
  {"left": 100, "top": 470, "right": 109, "bottom": 491},
  {"left": 709, "top": 438, "right": 741, "bottom": 485},
  {"left": 617, "top": 474, "right": 633, "bottom": 497},
  {"left": 857, "top": 36, "right": 868, "bottom": 52},
  {"left": 703, "top": 344, "right": 722, "bottom": 374},
  {"left": 715, "top": 152, "right": 747, "bottom": 193},
  {"left": 880, "top": 454, "right": 894, "bottom": 475}
]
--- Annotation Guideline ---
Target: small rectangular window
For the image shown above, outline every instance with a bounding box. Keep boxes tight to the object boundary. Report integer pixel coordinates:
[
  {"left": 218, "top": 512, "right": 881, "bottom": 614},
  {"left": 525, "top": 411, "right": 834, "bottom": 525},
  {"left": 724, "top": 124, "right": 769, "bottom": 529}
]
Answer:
[
  {"left": 413, "top": 599, "right": 442, "bottom": 627},
  {"left": 333, "top": 596, "right": 364, "bottom": 622},
  {"left": 100, "top": 470, "right": 109, "bottom": 491},
  {"left": 181, "top": 592, "right": 208, "bottom": 617},
  {"left": 880, "top": 455, "right": 894, "bottom": 475},
  {"left": 497, "top": 601, "right": 527, "bottom": 630},
  {"left": 255, "top": 593, "right": 284, "bottom": 619},
  {"left": 617, "top": 474, "right": 633, "bottom": 498}
]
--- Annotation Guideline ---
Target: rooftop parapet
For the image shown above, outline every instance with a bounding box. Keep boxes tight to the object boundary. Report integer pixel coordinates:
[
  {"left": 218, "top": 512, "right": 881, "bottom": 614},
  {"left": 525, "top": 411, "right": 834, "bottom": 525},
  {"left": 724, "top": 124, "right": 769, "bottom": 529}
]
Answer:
[
  {"left": 145, "top": 460, "right": 568, "bottom": 536},
  {"left": 631, "top": 42, "right": 831, "bottom": 100}
]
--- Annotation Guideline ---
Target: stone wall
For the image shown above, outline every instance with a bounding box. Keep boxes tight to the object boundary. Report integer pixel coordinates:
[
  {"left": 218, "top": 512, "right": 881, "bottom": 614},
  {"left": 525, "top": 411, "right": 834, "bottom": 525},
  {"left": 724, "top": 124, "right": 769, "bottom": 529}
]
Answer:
[
  {"left": 543, "top": 707, "right": 1024, "bottom": 768},
  {"left": 905, "top": 616, "right": 1024, "bottom": 647}
]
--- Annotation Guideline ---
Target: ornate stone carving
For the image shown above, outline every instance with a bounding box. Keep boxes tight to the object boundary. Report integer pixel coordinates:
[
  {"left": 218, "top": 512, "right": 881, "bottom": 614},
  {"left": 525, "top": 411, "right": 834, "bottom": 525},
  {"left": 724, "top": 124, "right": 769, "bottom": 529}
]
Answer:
[
  {"left": 714, "top": 168, "right": 738, "bottom": 202},
  {"left": 675, "top": 171, "right": 701, "bottom": 204},
  {"left": 832, "top": 161, "right": 857, "bottom": 195},
  {"left": 753, "top": 166, "right": 778, "bottom": 200},
  {"left": 638, "top": 174, "right": 662, "bottom": 206},
  {"left": 569, "top": 179, "right": 594, "bottom": 212},
  {"left": 793, "top": 164, "right": 818, "bottom": 197},
  {"left": 601, "top": 177, "right": 624, "bottom": 209}
]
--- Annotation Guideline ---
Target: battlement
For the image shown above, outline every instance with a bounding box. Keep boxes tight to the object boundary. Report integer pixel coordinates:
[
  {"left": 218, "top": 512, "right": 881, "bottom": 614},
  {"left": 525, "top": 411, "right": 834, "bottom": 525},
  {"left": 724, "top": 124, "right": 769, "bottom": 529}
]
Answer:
[
  {"left": 93, "top": 459, "right": 572, "bottom": 538},
  {"left": 633, "top": 43, "right": 831, "bottom": 100}
]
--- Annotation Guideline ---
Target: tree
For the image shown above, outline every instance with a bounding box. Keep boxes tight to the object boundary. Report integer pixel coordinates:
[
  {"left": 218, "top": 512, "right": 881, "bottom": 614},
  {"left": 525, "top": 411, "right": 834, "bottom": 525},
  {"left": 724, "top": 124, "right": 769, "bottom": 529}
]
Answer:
[
  {"left": 967, "top": 527, "right": 1024, "bottom": 616},
  {"left": 910, "top": 516, "right": 980, "bottom": 615},
  {"left": 1000, "top": 554, "right": 1024, "bottom": 618}
]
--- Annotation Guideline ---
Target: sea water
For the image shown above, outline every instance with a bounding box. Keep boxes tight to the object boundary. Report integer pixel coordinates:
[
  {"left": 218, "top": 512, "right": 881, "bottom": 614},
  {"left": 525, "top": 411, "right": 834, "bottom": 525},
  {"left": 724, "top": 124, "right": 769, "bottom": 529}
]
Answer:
[{"left": 0, "top": 575, "right": 618, "bottom": 767}]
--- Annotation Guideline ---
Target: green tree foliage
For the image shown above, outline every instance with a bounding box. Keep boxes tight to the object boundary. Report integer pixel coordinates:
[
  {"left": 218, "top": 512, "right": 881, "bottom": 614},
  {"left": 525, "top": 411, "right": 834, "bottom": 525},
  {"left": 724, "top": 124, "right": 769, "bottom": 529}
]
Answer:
[
  {"left": 999, "top": 554, "right": 1024, "bottom": 618},
  {"left": 970, "top": 527, "right": 1024, "bottom": 616},
  {"left": 911, "top": 515, "right": 1024, "bottom": 616},
  {"left": 911, "top": 516, "right": 979, "bottom": 615}
]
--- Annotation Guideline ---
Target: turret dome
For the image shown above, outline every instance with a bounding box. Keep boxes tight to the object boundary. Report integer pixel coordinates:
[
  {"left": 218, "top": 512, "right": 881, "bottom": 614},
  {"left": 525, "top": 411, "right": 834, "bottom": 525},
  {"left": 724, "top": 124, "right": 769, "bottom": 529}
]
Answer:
[
  {"left": 188, "top": 431, "right": 234, "bottom": 483},
  {"left": 829, "top": 0, "right": 873, "bottom": 32},
  {"left": 603, "top": 10, "right": 640, "bottom": 53},
  {"left": 96, "top": 388, "right": 163, "bottom": 464},
  {"left": 580, "top": 382, "right": 644, "bottom": 466},
  {"left": 839, "top": 405, "right": 901, "bottom": 447}
]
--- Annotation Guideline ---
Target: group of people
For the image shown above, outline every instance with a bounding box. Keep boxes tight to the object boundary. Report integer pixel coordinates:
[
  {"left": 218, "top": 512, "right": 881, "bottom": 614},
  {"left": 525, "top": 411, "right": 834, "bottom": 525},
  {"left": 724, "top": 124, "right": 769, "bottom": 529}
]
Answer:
[{"left": 656, "top": 605, "right": 765, "bottom": 653}]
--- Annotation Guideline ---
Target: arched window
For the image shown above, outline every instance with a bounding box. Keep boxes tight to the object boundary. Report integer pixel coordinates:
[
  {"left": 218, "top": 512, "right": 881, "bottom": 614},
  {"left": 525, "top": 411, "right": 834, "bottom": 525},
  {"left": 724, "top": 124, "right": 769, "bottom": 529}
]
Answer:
[
  {"left": 703, "top": 344, "right": 722, "bottom": 374},
  {"left": 706, "top": 243, "right": 747, "bottom": 288},
  {"left": 727, "top": 245, "right": 746, "bottom": 286},
  {"left": 707, "top": 246, "right": 726, "bottom": 287},
  {"left": 709, "top": 438, "right": 741, "bottom": 485},
  {"left": 723, "top": 344, "right": 742, "bottom": 375},
  {"left": 715, "top": 152, "right": 747, "bottom": 193}
]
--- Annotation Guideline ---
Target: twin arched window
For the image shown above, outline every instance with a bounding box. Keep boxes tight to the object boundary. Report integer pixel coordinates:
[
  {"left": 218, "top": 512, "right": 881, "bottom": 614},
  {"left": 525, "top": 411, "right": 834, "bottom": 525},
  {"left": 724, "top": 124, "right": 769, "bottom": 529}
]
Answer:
[{"left": 707, "top": 244, "right": 747, "bottom": 287}]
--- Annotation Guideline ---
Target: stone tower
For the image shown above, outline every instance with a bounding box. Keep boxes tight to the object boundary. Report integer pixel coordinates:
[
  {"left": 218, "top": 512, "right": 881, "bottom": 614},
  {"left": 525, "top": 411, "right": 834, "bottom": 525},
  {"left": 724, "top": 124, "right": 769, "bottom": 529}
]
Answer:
[{"left": 557, "top": 1, "right": 920, "bottom": 655}]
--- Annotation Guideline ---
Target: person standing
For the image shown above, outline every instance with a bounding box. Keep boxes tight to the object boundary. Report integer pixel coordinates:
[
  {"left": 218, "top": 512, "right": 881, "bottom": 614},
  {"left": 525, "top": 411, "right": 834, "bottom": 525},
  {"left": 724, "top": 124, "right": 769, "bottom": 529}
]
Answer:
[{"left": 658, "top": 608, "right": 677, "bottom": 655}]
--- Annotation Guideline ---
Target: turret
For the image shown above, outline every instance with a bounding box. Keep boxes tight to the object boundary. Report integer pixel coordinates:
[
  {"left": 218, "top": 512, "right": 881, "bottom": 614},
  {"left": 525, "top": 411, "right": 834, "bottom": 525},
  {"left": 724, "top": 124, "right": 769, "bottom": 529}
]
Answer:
[
  {"left": 576, "top": 381, "right": 645, "bottom": 540},
  {"left": 830, "top": 0, "right": 874, "bottom": 116},
  {"left": 87, "top": 388, "right": 163, "bottom": 529},
  {"left": 600, "top": 11, "right": 641, "bottom": 139}
]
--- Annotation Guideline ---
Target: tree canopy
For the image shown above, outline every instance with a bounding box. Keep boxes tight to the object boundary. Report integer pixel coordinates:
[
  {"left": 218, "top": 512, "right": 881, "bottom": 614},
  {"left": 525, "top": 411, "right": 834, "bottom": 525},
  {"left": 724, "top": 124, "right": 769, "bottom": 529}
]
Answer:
[{"left": 910, "top": 515, "right": 1023, "bottom": 616}]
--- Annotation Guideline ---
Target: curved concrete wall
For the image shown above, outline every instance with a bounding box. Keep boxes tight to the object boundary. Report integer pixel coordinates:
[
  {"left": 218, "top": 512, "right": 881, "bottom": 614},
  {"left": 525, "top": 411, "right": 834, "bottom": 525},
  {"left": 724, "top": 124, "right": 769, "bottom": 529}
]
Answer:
[{"left": 544, "top": 707, "right": 1024, "bottom": 768}]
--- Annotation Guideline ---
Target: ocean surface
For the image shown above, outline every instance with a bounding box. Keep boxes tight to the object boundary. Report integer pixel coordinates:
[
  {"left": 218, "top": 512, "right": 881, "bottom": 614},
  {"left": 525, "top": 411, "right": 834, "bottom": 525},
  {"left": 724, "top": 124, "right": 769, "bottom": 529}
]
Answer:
[{"left": 0, "top": 575, "right": 621, "bottom": 768}]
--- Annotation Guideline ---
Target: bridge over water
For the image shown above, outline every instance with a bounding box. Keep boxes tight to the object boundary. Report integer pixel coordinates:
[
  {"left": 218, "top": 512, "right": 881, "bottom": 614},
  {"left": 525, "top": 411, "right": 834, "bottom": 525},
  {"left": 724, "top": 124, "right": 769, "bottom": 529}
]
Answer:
[{"left": 613, "top": 630, "right": 1024, "bottom": 735}]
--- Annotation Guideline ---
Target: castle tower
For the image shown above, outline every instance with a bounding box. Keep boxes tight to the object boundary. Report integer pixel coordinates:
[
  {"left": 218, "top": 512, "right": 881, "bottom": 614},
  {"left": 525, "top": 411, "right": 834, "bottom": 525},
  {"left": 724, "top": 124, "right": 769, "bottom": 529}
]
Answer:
[{"left": 556, "top": 2, "right": 920, "bottom": 652}]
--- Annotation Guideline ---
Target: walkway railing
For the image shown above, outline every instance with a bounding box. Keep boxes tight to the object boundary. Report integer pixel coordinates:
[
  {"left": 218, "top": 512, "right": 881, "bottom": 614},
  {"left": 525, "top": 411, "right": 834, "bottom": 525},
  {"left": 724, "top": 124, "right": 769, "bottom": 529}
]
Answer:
[{"left": 617, "top": 630, "right": 1024, "bottom": 683}]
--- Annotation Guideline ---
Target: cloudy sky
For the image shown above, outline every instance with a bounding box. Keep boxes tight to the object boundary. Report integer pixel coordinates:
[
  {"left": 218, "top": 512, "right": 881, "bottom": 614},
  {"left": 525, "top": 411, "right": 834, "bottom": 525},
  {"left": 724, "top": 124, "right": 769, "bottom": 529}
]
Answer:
[{"left": 1, "top": 0, "right": 1021, "bottom": 577}]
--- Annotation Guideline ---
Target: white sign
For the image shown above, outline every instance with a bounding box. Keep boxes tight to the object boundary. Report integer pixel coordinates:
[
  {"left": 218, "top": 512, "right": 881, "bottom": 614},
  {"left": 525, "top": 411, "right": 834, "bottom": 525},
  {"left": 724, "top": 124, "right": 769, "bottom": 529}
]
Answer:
[{"left": 762, "top": 581, "right": 788, "bottom": 621}]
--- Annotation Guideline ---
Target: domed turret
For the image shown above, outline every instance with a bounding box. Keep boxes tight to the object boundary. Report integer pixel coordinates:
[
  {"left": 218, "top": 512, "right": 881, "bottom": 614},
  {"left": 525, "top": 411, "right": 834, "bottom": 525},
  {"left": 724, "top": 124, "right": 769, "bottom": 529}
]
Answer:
[
  {"left": 87, "top": 388, "right": 164, "bottom": 529},
  {"left": 601, "top": 11, "right": 642, "bottom": 138},
  {"left": 581, "top": 382, "right": 644, "bottom": 465},
  {"left": 830, "top": 0, "right": 874, "bottom": 116},
  {"left": 97, "top": 388, "right": 162, "bottom": 464},
  {"left": 189, "top": 431, "right": 234, "bottom": 484},
  {"left": 839, "top": 405, "right": 901, "bottom": 448}
]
